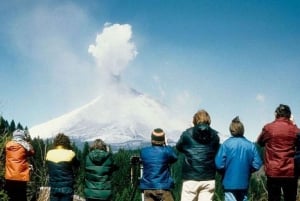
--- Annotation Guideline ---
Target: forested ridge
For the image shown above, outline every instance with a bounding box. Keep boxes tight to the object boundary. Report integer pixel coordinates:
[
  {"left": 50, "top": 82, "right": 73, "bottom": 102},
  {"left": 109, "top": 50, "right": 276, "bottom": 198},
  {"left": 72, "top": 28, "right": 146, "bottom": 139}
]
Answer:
[{"left": 0, "top": 116, "right": 269, "bottom": 201}]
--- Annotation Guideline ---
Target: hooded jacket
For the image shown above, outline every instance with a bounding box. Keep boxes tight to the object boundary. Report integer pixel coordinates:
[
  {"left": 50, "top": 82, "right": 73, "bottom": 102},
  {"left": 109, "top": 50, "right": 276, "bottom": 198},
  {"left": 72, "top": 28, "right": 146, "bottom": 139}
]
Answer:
[
  {"left": 84, "top": 149, "right": 114, "bottom": 200},
  {"left": 257, "top": 117, "right": 298, "bottom": 178},
  {"left": 46, "top": 146, "right": 79, "bottom": 194},
  {"left": 5, "top": 140, "right": 34, "bottom": 181},
  {"left": 176, "top": 124, "right": 220, "bottom": 180}
]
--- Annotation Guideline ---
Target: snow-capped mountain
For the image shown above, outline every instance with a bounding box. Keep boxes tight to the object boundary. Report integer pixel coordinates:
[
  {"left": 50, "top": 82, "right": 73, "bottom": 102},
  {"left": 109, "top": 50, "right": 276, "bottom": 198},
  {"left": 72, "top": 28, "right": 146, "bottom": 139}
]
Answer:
[{"left": 30, "top": 86, "right": 188, "bottom": 147}]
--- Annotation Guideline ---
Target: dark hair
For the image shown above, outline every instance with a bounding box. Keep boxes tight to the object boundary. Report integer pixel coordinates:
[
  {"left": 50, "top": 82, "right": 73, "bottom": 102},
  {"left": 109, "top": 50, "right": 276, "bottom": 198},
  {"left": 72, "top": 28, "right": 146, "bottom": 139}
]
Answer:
[
  {"left": 53, "top": 133, "right": 72, "bottom": 149},
  {"left": 275, "top": 104, "right": 291, "bottom": 119},
  {"left": 90, "top": 139, "right": 107, "bottom": 151},
  {"left": 229, "top": 116, "right": 244, "bottom": 137},
  {"left": 151, "top": 128, "right": 165, "bottom": 146}
]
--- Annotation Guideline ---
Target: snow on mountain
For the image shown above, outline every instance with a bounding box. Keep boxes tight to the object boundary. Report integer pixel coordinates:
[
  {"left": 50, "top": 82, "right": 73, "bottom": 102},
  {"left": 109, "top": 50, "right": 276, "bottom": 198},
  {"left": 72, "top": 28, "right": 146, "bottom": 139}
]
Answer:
[{"left": 30, "top": 86, "right": 188, "bottom": 145}]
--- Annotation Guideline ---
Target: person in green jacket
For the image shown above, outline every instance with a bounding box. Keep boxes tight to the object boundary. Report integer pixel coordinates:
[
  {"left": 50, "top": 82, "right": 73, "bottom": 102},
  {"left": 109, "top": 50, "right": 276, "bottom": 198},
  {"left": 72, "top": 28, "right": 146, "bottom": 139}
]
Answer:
[{"left": 84, "top": 139, "right": 115, "bottom": 201}]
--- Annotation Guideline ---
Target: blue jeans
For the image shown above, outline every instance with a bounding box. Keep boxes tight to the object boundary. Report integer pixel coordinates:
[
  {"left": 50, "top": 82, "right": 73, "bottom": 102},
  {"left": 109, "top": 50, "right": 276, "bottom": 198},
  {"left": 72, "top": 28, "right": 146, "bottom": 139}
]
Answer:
[{"left": 224, "top": 190, "right": 248, "bottom": 201}]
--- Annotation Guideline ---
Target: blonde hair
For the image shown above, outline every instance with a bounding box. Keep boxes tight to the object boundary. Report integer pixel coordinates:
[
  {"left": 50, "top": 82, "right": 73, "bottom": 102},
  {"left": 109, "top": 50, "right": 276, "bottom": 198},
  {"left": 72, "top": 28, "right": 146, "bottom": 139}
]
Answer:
[{"left": 193, "top": 110, "right": 211, "bottom": 126}]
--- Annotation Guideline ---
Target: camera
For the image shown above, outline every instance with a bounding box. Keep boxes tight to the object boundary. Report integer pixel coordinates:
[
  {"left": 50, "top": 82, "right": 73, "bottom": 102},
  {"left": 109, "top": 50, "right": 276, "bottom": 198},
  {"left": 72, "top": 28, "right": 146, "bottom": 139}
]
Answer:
[{"left": 130, "top": 156, "right": 141, "bottom": 165}]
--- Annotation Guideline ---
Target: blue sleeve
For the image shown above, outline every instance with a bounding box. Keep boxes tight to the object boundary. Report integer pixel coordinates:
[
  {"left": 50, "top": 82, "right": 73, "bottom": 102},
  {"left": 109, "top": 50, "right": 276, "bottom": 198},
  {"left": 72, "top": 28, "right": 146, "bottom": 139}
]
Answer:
[
  {"left": 215, "top": 144, "right": 226, "bottom": 171},
  {"left": 166, "top": 146, "right": 178, "bottom": 163}
]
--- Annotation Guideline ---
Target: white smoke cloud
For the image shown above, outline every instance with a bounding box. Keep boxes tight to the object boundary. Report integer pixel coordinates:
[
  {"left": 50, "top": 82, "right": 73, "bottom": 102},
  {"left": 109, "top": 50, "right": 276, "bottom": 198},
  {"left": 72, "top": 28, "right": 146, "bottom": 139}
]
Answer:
[
  {"left": 153, "top": 75, "right": 166, "bottom": 99},
  {"left": 88, "top": 23, "right": 138, "bottom": 80}
]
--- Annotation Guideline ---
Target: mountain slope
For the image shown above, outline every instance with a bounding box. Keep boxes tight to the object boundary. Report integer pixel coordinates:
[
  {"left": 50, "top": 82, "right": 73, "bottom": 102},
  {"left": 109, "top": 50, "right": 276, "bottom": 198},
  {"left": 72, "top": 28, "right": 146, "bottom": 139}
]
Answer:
[{"left": 30, "top": 87, "right": 188, "bottom": 145}]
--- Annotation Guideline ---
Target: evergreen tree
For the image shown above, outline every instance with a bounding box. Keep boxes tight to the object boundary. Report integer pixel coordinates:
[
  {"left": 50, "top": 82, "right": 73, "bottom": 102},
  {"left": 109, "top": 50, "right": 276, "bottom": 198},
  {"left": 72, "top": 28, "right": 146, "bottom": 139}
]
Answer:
[
  {"left": 9, "top": 120, "right": 16, "bottom": 132},
  {"left": 0, "top": 117, "right": 10, "bottom": 201},
  {"left": 17, "top": 122, "right": 23, "bottom": 130},
  {"left": 0, "top": 116, "right": 7, "bottom": 135}
]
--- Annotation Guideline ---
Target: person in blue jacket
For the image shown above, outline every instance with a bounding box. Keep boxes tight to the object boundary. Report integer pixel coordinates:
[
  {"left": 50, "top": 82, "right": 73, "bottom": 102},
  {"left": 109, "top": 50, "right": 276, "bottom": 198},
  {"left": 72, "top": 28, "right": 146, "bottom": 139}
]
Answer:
[
  {"left": 139, "top": 128, "right": 178, "bottom": 201},
  {"left": 215, "top": 116, "right": 262, "bottom": 201}
]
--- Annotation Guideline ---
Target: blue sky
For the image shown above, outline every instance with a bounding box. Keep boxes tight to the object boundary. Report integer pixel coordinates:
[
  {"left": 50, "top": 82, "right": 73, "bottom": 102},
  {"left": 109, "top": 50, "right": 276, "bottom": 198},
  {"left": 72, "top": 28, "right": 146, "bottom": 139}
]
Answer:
[{"left": 0, "top": 0, "right": 299, "bottom": 141}]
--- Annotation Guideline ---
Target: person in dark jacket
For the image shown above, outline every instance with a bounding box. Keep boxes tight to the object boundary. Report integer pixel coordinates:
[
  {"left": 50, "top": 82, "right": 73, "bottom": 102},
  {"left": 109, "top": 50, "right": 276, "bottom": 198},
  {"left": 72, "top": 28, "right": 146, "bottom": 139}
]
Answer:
[
  {"left": 257, "top": 104, "right": 298, "bottom": 201},
  {"left": 176, "top": 109, "right": 220, "bottom": 201},
  {"left": 84, "top": 139, "right": 115, "bottom": 201},
  {"left": 215, "top": 116, "right": 262, "bottom": 201},
  {"left": 46, "top": 133, "right": 80, "bottom": 201},
  {"left": 139, "top": 128, "right": 178, "bottom": 201},
  {"left": 5, "top": 129, "right": 35, "bottom": 201}
]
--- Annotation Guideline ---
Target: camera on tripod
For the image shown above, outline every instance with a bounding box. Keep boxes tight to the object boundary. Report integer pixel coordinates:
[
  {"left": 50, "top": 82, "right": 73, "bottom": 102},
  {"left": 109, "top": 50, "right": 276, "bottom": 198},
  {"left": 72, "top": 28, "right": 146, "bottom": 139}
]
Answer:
[{"left": 130, "top": 155, "right": 141, "bottom": 165}]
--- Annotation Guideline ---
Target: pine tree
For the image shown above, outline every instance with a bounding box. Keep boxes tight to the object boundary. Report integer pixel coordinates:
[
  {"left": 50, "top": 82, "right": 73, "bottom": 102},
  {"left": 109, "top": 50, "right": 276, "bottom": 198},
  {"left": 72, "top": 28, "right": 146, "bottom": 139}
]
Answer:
[
  {"left": 17, "top": 122, "right": 23, "bottom": 130},
  {"left": 9, "top": 120, "right": 16, "bottom": 133}
]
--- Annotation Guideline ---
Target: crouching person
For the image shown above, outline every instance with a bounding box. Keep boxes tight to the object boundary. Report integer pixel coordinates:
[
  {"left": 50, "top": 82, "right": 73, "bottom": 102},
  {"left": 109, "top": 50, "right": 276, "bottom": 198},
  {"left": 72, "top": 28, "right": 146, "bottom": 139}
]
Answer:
[{"left": 139, "top": 128, "right": 178, "bottom": 201}]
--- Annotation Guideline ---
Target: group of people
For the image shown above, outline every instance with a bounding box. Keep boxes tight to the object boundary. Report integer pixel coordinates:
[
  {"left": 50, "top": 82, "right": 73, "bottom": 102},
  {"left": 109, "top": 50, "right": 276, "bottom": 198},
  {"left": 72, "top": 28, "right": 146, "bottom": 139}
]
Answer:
[
  {"left": 4, "top": 132, "right": 115, "bottom": 201},
  {"left": 3, "top": 103, "right": 300, "bottom": 201},
  {"left": 139, "top": 104, "right": 299, "bottom": 201}
]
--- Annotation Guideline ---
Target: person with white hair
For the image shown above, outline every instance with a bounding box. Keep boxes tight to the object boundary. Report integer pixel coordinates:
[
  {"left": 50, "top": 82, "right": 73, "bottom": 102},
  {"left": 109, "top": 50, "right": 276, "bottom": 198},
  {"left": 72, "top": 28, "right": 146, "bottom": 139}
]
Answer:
[{"left": 5, "top": 129, "right": 35, "bottom": 201}]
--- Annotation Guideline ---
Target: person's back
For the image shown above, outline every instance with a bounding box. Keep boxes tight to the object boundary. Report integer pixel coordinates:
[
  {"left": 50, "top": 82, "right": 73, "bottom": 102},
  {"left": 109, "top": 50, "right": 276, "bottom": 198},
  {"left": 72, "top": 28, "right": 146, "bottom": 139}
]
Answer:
[
  {"left": 215, "top": 117, "right": 262, "bottom": 201},
  {"left": 140, "top": 145, "right": 177, "bottom": 190},
  {"left": 176, "top": 109, "right": 220, "bottom": 201},
  {"left": 5, "top": 141, "right": 33, "bottom": 181},
  {"left": 258, "top": 118, "right": 296, "bottom": 177},
  {"left": 46, "top": 133, "right": 79, "bottom": 201},
  {"left": 5, "top": 129, "right": 34, "bottom": 201},
  {"left": 84, "top": 139, "right": 115, "bottom": 201},
  {"left": 46, "top": 148, "right": 77, "bottom": 187},
  {"left": 139, "top": 128, "right": 178, "bottom": 201},
  {"left": 257, "top": 104, "right": 298, "bottom": 201},
  {"left": 176, "top": 124, "right": 219, "bottom": 180}
]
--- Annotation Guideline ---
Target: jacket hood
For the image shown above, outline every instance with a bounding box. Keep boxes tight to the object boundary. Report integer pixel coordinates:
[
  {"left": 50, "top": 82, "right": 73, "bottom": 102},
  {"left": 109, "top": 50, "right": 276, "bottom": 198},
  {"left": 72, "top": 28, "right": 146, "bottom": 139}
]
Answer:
[
  {"left": 192, "top": 124, "right": 212, "bottom": 144},
  {"left": 88, "top": 149, "right": 110, "bottom": 165}
]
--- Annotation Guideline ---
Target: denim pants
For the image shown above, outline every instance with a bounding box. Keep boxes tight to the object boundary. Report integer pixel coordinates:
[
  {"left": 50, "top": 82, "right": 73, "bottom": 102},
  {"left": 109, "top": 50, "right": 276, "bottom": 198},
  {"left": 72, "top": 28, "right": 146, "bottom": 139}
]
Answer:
[{"left": 224, "top": 190, "right": 248, "bottom": 201}]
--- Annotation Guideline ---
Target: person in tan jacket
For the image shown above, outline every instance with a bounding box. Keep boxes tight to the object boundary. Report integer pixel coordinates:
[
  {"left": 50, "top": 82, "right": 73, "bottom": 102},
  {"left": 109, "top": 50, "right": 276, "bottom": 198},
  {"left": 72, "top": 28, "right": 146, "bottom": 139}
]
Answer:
[{"left": 5, "top": 129, "right": 35, "bottom": 201}]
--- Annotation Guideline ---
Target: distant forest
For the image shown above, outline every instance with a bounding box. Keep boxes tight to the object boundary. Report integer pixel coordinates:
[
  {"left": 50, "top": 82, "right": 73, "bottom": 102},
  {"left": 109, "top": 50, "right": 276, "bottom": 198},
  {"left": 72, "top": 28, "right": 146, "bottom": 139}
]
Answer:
[{"left": 0, "top": 116, "right": 270, "bottom": 201}]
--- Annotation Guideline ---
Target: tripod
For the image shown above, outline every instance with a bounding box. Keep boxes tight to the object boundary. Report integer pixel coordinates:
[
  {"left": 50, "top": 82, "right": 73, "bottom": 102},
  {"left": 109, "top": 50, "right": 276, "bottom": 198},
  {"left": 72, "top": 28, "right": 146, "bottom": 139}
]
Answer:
[{"left": 130, "top": 156, "right": 144, "bottom": 201}]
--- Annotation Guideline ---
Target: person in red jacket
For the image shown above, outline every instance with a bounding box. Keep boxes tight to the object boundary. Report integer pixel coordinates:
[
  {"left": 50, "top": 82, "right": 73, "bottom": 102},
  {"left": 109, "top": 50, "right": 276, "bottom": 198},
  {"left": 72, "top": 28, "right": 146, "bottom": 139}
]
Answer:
[
  {"left": 257, "top": 104, "right": 298, "bottom": 201},
  {"left": 5, "top": 129, "right": 35, "bottom": 201}
]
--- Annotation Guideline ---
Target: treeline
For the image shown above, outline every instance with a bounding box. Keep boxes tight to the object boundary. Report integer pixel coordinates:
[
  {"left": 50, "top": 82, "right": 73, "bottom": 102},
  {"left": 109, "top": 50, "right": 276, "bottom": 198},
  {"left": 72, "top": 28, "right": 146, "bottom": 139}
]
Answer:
[{"left": 0, "top": 116, "right": 268, "bottom": 201}]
